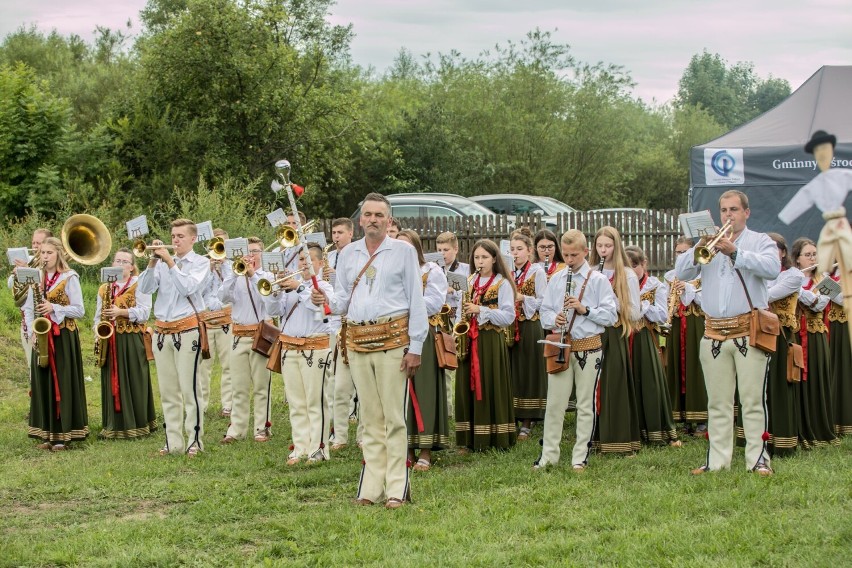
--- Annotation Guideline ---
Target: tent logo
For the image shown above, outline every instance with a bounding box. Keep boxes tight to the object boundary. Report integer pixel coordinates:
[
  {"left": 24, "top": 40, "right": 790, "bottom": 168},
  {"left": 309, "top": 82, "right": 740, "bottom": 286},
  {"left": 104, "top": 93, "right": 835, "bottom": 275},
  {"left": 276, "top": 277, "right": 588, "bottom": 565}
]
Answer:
[{"left": 704, "top": 148, "right": 744, "bottom": 185}]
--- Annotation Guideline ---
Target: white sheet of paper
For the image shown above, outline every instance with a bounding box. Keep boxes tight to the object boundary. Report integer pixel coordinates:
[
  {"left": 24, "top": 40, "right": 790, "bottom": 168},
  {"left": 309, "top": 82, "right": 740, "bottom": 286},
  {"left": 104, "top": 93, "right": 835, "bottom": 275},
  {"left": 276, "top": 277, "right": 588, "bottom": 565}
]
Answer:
[
  {"left": 678, "top": 210, "right": 716, "bottom": 239},
  {"left": 100, "top": 267, "right": 125, "bottom": 283},
  {"left": 424, "top": 252, "right": 445, "bottom": 267},
  {"left": 126, "top": 215, "right": 149, "bottom": 239},
  {"left": 814, "top": 276, "right": 842, "bottom": 299},
  {"left": 267, "top": 208, "right": 287, "bottom": 227},
  {"left": 303, "top": 232, "right": 327, "bottom": 247},
  {"left": 6, "top": 247, "right": 29, "bottom": 266},
  {"left": 500, "top": 239, "right": 511, "bottom": 256},
  {"left": 225, "top": 238, "right": 249, "bottom": 260},
  {"left": 16, "top": 267, "right": 41, "bottom": 284},
  {"left": 262, "top": 252, "right": 286, "bottom": 273},
  {"left": 195, "top": 221, "right": 213, "bottom": 244},
  {"left": 446, "top": 271, "right": 468, "bottom": 292}
]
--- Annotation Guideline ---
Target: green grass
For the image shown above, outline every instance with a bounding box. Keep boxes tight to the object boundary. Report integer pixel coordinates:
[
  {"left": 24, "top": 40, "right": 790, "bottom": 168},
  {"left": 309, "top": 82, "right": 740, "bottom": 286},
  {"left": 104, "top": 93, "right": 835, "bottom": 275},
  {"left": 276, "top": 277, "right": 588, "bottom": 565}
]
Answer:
[{"left": 0, "top": 317, "right": 850, "bottom": 567}]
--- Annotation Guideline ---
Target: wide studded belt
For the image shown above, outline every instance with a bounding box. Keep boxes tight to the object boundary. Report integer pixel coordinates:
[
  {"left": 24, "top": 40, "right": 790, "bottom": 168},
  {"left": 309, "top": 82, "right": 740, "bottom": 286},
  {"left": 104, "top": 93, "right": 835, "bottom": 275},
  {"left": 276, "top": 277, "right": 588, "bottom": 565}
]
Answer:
[
  {"left": 704, "top": 313, "right": 751, "bottom": 341},
  {"left": 278, "top": 333, "right": 330, "bottom": 351},
  {"left": 232, "top": 323, "right": 260, "bottom": 338},
  {"left": 199, "top": 306, "right": 232, "bottom": 327},
  {"left": 346, "top": 315, "right": 410, "bottom": 353},
  {"left": 568, "top": 334, "right": 602, "bottom": 353},
  {"left": 155, "top": 314, "right": 200, "bottom": 335}
]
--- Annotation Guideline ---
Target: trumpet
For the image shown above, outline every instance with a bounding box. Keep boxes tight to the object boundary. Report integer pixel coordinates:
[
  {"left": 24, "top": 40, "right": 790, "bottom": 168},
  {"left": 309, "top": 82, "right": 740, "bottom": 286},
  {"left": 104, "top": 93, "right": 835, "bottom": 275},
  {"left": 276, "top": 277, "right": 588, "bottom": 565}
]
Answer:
[
  {"left": 233, "top": 257, "right": 249, "bottom": 276},
  {"left": 132, "top": 239, "right": 175, "bottom": 259},
  {"left": 95, "top": 283, "right": 115, "bottom": 367},
  {"left": 204, "top": 237, "right": 227, "bottom": 261},
  {"left": 264, "top": 219, "right": 319, "bottom": 251},
  {"left": 694, "top": 220, "right": 733, "bottom": 265},
  {"left": 30, "top": 281, "right": 51, "bottom": 368},
  {"left": 257, "top": 272, "right": 301, "bottom": 296}
]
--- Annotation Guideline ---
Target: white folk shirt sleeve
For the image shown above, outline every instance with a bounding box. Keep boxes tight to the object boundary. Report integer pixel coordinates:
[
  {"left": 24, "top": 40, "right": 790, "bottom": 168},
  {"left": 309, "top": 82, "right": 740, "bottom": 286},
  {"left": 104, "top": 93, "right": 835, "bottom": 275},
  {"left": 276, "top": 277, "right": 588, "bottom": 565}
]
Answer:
[
  {"left": 641, "top": 276, "right": 669, "bottom": 324},
  {"left": 138, "top": 252, "right": 209, "bottom": 321},
  {"left": 801, "top": 284, "right": 831, "bottom": 312},
  {"left": 477, "top": 275, "right": 515, "bottom": 327},
  {"left": 281, "top": 278, "right": 333, "bottom": 336},
  {"left": 675, "top": 228, "right": 780, "bottom": 318},
  {"left": 768, "top": 268, "right": 806, "bottom": 303},
  {"left": 330, "top": 238, "right": 428, "bottom": 356},
  {"left": 219, "top": 270, "right": 270, "bottom": 324},
  {"left": 49, "top": 272, "right": 84, "bottom": 325},
  {"left": 423, "top": 263, "right": 449, "bottom": 317},
  {"left": 627, "top": 270, "right": 641, "bottom": 321},
  {"left": 778, "top": 169, "right": 852, "bottom": 224},
  {"left": 521, "top": 264, "right": 546, "bottom": 319}
]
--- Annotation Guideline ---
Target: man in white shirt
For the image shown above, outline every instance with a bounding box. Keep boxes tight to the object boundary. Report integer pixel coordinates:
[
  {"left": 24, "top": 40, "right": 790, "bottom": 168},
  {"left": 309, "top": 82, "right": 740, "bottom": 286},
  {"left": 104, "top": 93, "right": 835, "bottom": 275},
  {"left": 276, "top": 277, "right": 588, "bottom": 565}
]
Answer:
[
  {"left": 198, "top": 227, "right": 233, "bottom": 417},
  {"left": 676, "top": 190, "right": 780, "bottom": 476},
  {"left": 536, "top": 229, "right": 617, "bottom": 471},
  {"left": 138, "top": 218, "right": 210, "bottom": 457},
  {"left": 217, "top": 238, "right": 274, "bottom": 444},
  {"left": 312, "top": 193, "right": 428, "bottom": 509}
]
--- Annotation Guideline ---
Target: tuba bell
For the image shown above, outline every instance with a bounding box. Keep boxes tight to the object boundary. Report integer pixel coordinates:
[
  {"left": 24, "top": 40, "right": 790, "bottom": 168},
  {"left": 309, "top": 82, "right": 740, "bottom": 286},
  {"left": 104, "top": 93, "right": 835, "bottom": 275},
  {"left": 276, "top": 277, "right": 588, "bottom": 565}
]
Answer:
[{"left": 61, "top": 214, "right": 113, "bottom": 265}]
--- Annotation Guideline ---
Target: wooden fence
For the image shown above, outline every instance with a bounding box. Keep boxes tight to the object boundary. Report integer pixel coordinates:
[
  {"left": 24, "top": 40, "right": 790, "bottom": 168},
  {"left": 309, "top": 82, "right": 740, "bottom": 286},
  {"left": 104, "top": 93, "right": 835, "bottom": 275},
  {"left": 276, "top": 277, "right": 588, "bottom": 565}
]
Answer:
[{"left": 313, "top": 208, "right": 685, "bottom": 277}]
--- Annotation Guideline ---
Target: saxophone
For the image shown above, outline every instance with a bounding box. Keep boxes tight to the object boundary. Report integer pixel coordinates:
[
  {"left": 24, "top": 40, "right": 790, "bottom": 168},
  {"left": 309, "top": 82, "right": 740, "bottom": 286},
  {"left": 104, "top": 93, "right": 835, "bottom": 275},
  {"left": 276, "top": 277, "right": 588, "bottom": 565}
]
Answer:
[
  {"left": 453, "top": 290, "right": 471, "bottom": 361},
  {"left": 30, "top": 278, "right": 52, "bottom": 368},
  {"left": 95, "top": 283, "right": 116, "bottom": 367},
  {"left": 321, "top": 244, "right": 335, "bottom": 281}
]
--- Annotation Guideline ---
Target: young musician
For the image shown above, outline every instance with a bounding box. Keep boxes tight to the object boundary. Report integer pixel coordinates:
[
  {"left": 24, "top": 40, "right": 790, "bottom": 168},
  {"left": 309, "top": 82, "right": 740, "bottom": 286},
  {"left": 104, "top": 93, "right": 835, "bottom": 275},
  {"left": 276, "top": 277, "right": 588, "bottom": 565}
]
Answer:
[
  {"left": 437, "top": 231, "right": 470, "bottom": 418},
  {"left": 760, "top": 233, "right": 804, "bottom": 456},
  {"left": 827, "top": 265, "right": 851, "bottom": 437},
  {"left": 217, "top": 238, "right": 274, "bottom": 444},
  {"left": 590, "top": 226, "right": 642, "bottom": 455},
  {"left": 200, "top": 227, "right": 233, "bottom": 418},
  {"left": 311, "top": 193, "right": 427, "bottom": 509},
  {"left": 625, "top": 245, "right": 681, "bottom": 447},
  {"left": 9, "top": 228, "right": 52, "bottom": 371},
  {"left": 324, "top": 218, "right": 362, "bottom": 450},
  {"left": 387, "top": 218, "right": 401, "bottom": 239},
  {"left": 24, "top": 237, "right": 87, "bottom": 450},
  {"left": 138, "top": 218, "right": 210, "bottom": 457},
  {"left": 793, "top": 238, "right": 840, "bottom": 448},
  {"left": 397, "top": 230, "right": 450, "bottom": 471},
  {"left": 271, "top": 243, "right": 334, "bottom": 464},
  {"left": 664, "top": 237, "right": 707, "bottom": 435},
  {"left": 535, "top": 230, "right": 617, "bottom": 470},
  {"left": 533, "top": 229, "right": 566, "bottom": 282},
  {"left": 676, "top": 190, "right": 780, "bottom": 475},
  {"left": 455, "top": 239, "right": 517, "bottom": 451},
  {"left": 508, "top": 228, "right": 548, "bottom": 440},
  {"left": 94, "top": 248, "right": 157, "bottom": 439}
]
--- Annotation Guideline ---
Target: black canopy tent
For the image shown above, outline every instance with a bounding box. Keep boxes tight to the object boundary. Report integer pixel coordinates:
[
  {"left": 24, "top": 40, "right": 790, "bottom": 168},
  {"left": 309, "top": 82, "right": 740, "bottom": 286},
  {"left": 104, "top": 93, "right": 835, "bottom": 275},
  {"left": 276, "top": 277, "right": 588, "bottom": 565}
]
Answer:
[{"left": 689, "top": 65, "right": 852, "bottom": 243}]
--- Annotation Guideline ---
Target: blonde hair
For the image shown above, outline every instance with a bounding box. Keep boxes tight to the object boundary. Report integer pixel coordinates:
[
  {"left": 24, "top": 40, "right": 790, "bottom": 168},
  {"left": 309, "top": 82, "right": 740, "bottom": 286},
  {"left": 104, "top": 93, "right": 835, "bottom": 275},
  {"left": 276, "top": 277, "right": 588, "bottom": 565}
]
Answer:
[
  {"left": 40, "top": 237, "right": 71, "bottom": 273},
  {"left": 436, "top": 231, "right": 458, "bottom": 247},
  {"left": 590, "top": 226, "right": 633, "bottom": 335},
  {"left": 560, "top": 229, "right": 587, "bottom": 250},
  {"left": 171, "top": 218, "right": 197, "bottom": 236}
]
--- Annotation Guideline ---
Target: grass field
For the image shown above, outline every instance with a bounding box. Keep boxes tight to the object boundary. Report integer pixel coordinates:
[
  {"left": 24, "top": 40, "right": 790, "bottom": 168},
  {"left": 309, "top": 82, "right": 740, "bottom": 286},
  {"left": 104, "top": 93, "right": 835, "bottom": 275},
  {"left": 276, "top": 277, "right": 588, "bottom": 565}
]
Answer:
[{"left": 0, "top": 304, "right": 850, "bottom": 567}]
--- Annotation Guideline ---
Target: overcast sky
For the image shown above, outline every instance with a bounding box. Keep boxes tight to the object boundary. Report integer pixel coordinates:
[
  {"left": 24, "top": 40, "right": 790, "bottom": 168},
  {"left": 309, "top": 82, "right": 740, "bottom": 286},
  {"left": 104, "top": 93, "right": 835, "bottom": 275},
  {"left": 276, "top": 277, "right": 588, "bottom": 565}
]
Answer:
[{"left": 1, "top": 0, "right": 849, "bottom": 103}]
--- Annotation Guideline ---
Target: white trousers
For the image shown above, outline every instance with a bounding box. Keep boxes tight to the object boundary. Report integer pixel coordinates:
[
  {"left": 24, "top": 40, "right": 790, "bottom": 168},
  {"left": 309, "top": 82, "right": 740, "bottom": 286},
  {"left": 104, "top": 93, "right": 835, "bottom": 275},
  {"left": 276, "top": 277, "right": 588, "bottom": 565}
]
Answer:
[
  {"left": 154, "top": 329, "right": 204, "bottom": 453},
  {"left": 226, "top": 337, "right": 272, "bottom": 439},
  {"left": 699, "top": 337, "right": 771, "bottom": 471},
  {"left": 349, "top": 348, "right": 410, "bottom": 503},
  {"left": 282, "top": 347, "right": 333, "bottom": 459},
  {"left": 539, "top": 349, "right": 602, "bottom": 467},
  {"left": 329, "top": 336, "right": 362, "bottom": 445},
  {"left": 198, "top": 325, "right": 232, "bottom": 413}
]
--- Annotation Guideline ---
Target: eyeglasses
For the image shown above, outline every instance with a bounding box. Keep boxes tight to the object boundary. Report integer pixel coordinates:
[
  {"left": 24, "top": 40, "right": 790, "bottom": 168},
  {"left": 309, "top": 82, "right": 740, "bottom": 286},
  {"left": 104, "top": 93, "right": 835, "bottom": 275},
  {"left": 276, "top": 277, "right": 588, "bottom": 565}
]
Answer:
[
  {"left": 799, "top": 252, "right": 818, "bottom": 258},
  {"left": 537, "top": 244, "right": 556, "bottom": 250},
  {"left": 114, "top": 260, "right": 133, "bottom": 265},
  {"left": 248, "top": 250, "right": 263, "bottom": 255}
]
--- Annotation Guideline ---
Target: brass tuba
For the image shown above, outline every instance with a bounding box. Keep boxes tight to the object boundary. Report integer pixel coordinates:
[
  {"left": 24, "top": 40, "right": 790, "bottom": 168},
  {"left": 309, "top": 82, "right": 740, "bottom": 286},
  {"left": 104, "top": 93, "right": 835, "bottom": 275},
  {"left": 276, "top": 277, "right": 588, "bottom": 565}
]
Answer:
[{"left": 61, "top": 214, "right": 113, "bottom": 265}]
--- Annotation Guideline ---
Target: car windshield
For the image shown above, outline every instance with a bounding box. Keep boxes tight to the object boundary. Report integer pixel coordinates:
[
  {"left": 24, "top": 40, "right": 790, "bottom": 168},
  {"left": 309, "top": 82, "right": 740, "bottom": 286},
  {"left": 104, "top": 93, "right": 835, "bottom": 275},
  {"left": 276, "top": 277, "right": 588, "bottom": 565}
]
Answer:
[
  {"left": 540, "top": 197, "right": 576, "bottom": 214},
  {"left": 448, "top": 200, "right": 498, "bottom": 217}
]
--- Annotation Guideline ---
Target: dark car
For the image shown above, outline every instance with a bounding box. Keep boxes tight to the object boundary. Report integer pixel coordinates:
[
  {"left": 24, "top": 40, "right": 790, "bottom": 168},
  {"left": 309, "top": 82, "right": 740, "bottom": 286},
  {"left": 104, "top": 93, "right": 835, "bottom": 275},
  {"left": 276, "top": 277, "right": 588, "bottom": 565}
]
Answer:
[{"left": 469, "top": 194, "right": 576, "bottom": 229}]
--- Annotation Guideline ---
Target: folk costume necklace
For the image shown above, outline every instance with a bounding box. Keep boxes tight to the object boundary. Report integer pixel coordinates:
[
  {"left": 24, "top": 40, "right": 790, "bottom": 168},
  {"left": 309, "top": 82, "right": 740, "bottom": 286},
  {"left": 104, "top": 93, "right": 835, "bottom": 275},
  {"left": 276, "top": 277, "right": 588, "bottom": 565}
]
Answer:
[{"left": 468, "top": 271, "right": 497, "bottom": 401}]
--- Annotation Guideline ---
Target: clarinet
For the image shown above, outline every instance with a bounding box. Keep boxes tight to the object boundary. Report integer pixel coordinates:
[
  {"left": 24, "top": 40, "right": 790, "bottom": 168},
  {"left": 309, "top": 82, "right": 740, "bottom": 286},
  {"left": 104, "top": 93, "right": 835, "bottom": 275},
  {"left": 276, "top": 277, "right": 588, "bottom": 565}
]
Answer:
[{"left": 555, "top": 267, "right": 573, "bottom": 365}]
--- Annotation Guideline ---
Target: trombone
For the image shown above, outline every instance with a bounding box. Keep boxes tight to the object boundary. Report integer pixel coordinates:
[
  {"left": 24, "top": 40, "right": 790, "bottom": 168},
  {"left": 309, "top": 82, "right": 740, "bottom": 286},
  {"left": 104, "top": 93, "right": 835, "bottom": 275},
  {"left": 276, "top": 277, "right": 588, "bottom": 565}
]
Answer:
[
  {"left": 694, "top": 220, "right": 733, "bottom": 265},
  {"left": 132, "top": 238, "right": 175, "bottom": 259}
]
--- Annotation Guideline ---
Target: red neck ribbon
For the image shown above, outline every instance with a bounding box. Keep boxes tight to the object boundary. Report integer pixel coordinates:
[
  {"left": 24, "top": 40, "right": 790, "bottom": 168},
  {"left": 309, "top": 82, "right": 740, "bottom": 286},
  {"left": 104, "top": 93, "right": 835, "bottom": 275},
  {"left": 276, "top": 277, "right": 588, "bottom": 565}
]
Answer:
[
  {"left": 513, "top": 262, "right": 531, "bottom": 342},
  {"left": 469, "top": 273, "right": 497, "bottom": 401}
]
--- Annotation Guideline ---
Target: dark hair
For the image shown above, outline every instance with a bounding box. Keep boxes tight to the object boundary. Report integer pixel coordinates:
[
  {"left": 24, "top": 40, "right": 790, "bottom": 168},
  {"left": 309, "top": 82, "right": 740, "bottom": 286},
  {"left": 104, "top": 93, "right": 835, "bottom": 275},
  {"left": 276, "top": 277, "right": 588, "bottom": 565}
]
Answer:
[
  {"left": 469, "top": 239, "right": 517, "bottom": 295},
  {"left": 305, "top": 241, "right": 323, "bottom": 260},
  {"left": 397, "top": 229, "right": 427, "bottom": 266},
  {"left": 625, "top": 245, "right": 646, "bottom": 267},
  {"left": 533, "top": 229, "right": 564, "bottom": 263},
  {"left": 331, "top": 218, "right": 354, "bottom": 231},
  {"left": 791, "top": 237, "right": 816, "bottom": 270},
  {"left": 766, "top": 232, "right": 791, "bottom": 270},
  {"left": 388, "top": 218, "right": 401, "bottom": 230}
]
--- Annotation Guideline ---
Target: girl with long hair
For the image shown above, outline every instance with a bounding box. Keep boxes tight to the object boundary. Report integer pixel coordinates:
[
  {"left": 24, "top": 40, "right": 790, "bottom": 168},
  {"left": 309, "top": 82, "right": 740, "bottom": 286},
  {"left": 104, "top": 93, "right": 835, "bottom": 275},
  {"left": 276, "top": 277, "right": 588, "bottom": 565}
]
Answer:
[
  {"left": 455, "top": 239, "right": 517, "bottom": 451},
  {"left": 533, "top": 229, "right": 565, "bottom": 282},
  {"left": 24, "top": 237, "right": 88, "bottom": 450},
  {"left": 94, "top": 248, "right": 157, "bottom": 439},
  {"left": 588, "top": 227, "right": 641, "bottom": 454}
]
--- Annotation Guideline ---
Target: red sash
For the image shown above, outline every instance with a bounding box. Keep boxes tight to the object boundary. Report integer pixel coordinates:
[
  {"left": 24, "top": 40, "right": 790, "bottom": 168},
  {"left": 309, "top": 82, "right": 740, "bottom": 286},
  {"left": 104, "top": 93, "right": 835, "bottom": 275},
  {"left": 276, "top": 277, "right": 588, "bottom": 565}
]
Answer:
[{"left": 469, "top": 273, "right": 497, "bottom": 401}]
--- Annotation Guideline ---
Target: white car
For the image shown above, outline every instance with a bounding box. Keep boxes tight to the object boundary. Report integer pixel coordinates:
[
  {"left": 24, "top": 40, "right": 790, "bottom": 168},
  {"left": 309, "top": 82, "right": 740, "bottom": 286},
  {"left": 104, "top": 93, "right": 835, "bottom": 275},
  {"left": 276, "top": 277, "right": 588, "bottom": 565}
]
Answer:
[{"left": 469, "top": 194, "right": 576, "bottom": 229}]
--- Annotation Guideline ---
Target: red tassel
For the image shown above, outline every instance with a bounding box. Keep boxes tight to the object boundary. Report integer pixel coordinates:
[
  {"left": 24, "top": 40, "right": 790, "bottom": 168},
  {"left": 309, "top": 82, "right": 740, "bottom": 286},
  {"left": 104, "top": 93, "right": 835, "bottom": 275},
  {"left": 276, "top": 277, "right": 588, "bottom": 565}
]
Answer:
[
  {"left": 291, "top": 183, "right": 305, "bottom": 198},
  {"left": 288, "top": 444, "right": 295, "bottom": 451},
  {"left": 406, "top": 459, "right": 412, "bottom": 468},
  {"left": 265, "top": 421, "right": 271, "bottom": 428},
  {"left": 361, "top": 459, "right": 366, "bottom": 465},
  {"left": 319, "top": 442, "right": 325, "bottom": 449},
  {"left": 762, "top": 431, "right": 770, "bottom": 442},
  {"left": 704, "top": 431, "right": 710, "bottom": 440}
]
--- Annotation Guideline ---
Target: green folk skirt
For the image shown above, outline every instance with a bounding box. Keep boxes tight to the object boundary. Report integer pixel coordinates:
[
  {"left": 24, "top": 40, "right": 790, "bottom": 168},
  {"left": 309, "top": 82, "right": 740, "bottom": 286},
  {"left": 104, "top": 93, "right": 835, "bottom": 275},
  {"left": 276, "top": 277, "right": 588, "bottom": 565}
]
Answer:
[
  {"left": 100, "top": 332, "right": 158, "bottom": 439},
  {"left": 665, "top": 314, "right": 707, "bottom": 424},
  {"left": 631, "top": 327, "right": 678, "bottom": 444},
  {"left": 455, "top": 329, "right": 516, "bottom": 450},
  {"left": 829, "top": 321, "right": 852, "bottom": 436},
  {"left": 766, "top": 328, "right": 799, "bottom": 456},
  {"left": 28, "top": 327, "right": 89, "bottom": 444},
  {"left": 510, "top": 319, "right": 547, "bottom": 421},
  {"left": 593, "top": 326, "right": 641, "bottom": 454},
  {"left": 407, "top": 328, "right": 450, "bottom": 450},
  {"left": 799, "top": 331, "right": 840, "bottom": 448}
]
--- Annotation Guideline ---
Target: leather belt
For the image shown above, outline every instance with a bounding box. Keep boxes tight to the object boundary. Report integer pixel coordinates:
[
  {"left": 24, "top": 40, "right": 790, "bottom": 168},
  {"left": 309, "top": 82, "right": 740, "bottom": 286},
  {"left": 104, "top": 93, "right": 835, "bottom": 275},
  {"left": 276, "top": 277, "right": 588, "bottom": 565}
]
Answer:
[
  {"left": 568, "top": 334, "right": 602, "bottom": 352},
  {"left": 155, "top": 314, "right": 200, "bottom": 335},
  {"left": 346, "top": 314, "right": 410, "bottom": 353},
  {"left": 704, "top": 313, "right": 751, "bottom": 341},
  {"left": 199, "top": 306, "right": 232, "bottom": 327},
  {"left": 278, "top": 333, "right": 330, "bottom": 351},
  {"left": 232, "top": 323, "right": 260, "bottom": 338}
]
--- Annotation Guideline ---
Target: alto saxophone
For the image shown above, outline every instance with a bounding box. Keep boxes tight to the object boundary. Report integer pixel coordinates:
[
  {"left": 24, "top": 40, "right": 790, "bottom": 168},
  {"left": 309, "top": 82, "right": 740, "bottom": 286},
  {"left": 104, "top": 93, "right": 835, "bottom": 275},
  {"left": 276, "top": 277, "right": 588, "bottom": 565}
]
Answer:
[
  {"left": 30, "top": 279, "right": 52, "bottom": 368},
  {"left": 321, "top": 244, "right": 335, "bottom": 281},
  {"left": 453, "top": 290, "right": 471, "bottom": 361},
  {"left": 95, "top": 283, "right": 116, "bottom": 367}
]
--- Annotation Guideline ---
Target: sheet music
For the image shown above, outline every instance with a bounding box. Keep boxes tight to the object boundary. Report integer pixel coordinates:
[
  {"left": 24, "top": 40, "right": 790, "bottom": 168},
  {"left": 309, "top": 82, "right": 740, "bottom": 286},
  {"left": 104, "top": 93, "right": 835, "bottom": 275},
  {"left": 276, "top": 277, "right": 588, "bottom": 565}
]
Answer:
[
  {"left": 100, "top": 267, "right": 124, "bottom": 283},
  {"left": 814, "top": 276, "right": 842, "bottom": 299},
  {"left": 303, "top": 232, "right": 327, "bottom": 247},
  {"left": 195, "top": 221, "right": 213, "bottom": 244},
  {"left": 6, "top": 247, "right": 29, "bottom": 266},
  {"left": 266, "top": 208, "right": 287, "bottom": 228},
  {"left": 678, "top": 210, "right": 716, "bottom": 239},
  {"left": 424, "top": 252, "right": 445, "bottom": 267},
  {"left": 446, "top": 271, "right": 468, "bottom": 293},
  {"left": 262, "top": 252, "right": 286, "bottom": 273},
  {"left": 126, "top": 215, "right": 149, "bottom": 240},
  {"left": 15, "top": 267, "right": 41, "bottom": 284},
  {"left": 500, "top": 239, "right": 511, "bottom": 256},
  {"left": 224, "top": 238, "right": 249, "bottom": 260}
]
